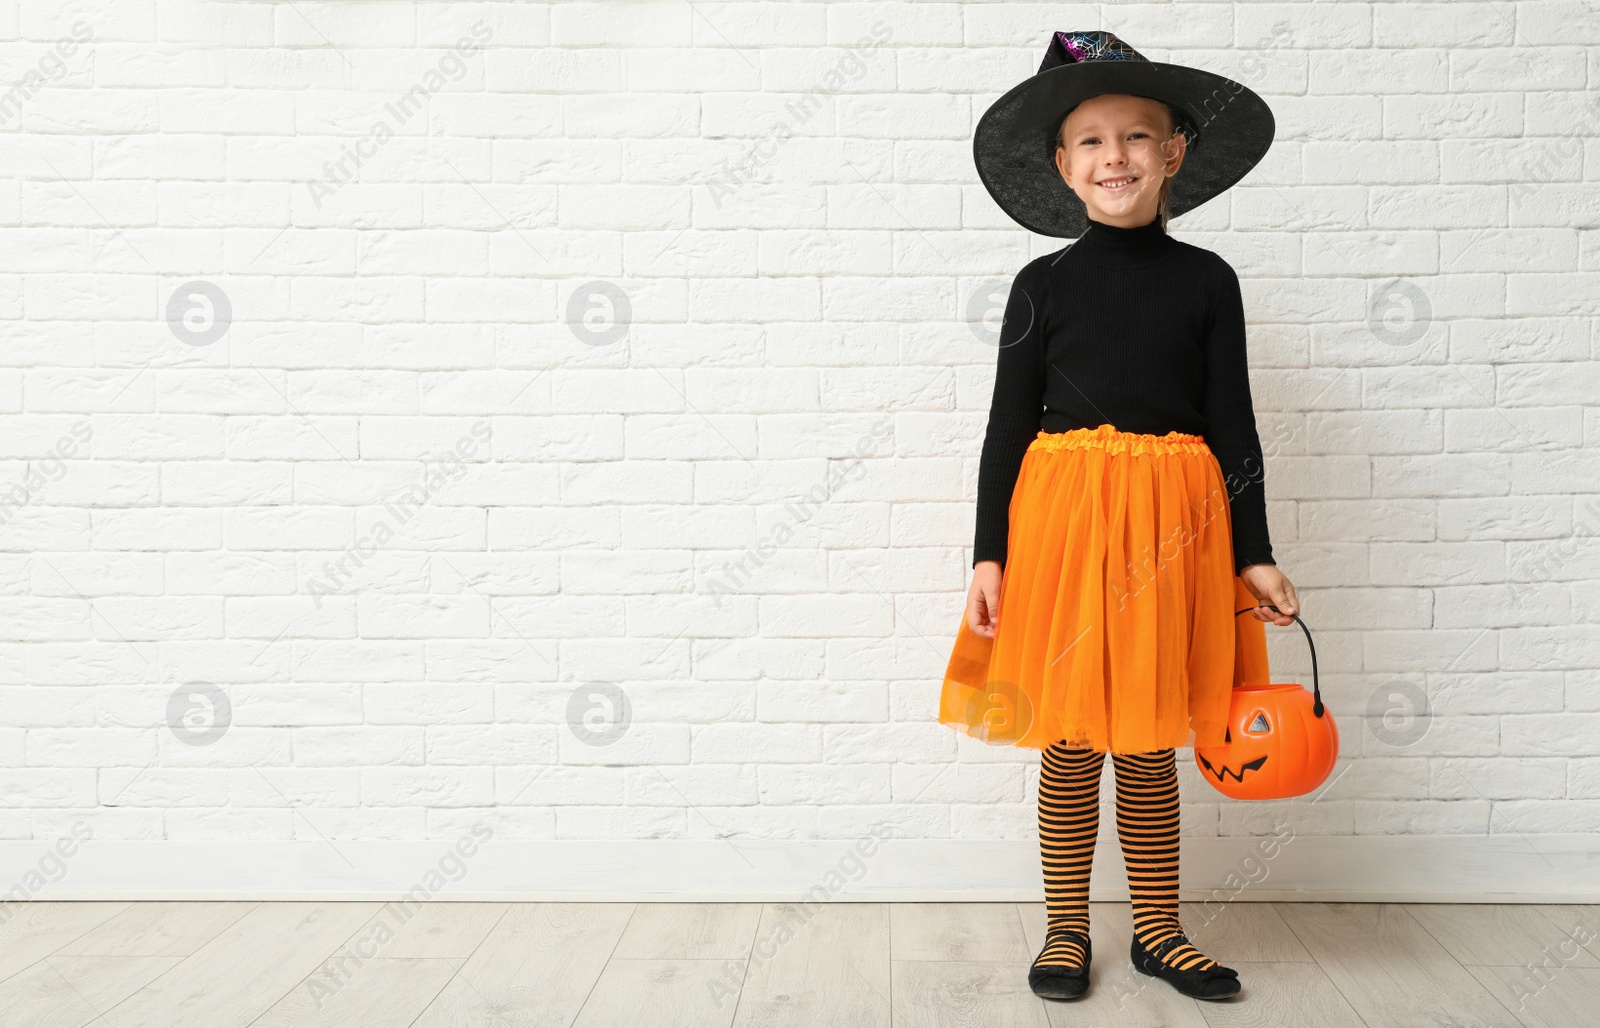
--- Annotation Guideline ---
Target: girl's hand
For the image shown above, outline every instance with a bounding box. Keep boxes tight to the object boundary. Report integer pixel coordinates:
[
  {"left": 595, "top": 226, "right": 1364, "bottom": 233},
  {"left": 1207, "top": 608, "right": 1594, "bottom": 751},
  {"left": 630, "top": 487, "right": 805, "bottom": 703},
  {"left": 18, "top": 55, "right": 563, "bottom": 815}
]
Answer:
[
  {"left": 967, "top": 560, "right": 1005, "bottom": 638},
  {"left": 1240, "top": 563, "right": 1299, "bottom": 626}
]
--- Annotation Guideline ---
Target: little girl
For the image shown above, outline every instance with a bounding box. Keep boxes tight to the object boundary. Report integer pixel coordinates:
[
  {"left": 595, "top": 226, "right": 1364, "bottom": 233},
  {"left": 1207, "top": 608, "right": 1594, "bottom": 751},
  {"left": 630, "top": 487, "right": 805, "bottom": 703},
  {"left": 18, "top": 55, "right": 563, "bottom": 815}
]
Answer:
[{"left": 941, "top": 32, "right": 1301, "bottom": 1003}]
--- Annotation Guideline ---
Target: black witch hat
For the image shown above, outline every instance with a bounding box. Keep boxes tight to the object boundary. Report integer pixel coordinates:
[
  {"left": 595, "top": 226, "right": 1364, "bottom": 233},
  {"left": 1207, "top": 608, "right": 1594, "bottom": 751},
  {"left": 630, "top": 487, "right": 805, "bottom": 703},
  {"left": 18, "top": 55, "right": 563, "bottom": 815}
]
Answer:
[{"left": 973, "top": 30, "right": 1276, "bottom": 237}]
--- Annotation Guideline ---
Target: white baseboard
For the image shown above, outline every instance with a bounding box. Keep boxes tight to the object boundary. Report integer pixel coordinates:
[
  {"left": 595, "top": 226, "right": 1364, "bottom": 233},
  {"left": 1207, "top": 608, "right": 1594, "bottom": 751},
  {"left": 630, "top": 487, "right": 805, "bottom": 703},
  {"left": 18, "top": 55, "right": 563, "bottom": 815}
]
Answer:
[{"left": 2, "top": 834, "right": 1597, "bottom": 904}]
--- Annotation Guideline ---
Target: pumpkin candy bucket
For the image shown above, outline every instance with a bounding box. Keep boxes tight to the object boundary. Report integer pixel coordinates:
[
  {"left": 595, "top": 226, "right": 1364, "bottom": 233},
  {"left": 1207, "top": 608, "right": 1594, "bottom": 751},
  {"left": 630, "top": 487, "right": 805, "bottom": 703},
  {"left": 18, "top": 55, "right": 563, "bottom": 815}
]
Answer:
[{"left": 1194, "top": 605, "right": 1338, "bottom": 800}]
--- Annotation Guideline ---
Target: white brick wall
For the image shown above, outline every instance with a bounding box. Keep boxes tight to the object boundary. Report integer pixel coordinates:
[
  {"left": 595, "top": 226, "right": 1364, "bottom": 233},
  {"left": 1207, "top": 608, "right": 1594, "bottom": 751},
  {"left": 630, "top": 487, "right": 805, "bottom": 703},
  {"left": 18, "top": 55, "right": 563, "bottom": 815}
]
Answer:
[{"left": 0, "top": 1, "right": 1596, "bottom": 851}]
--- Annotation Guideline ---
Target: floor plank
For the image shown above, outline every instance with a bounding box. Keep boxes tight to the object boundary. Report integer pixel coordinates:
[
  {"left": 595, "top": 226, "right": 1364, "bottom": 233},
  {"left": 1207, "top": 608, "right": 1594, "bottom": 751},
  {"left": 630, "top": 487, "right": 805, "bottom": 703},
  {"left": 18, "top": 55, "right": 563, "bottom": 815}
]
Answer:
[
  {"left": 1275, "top": 902, "right": 1525, "bottom": 1028},
  {"left": 611, "top": 902, "right": 761, "bottom": 960},
  {"left": 99, "top": 902, "right": 382, "bottom": 1028},
  {"left": 53, "top": 901, "right": 257, "bottom": 958},
  {"left": 1194, "top": 961, "right": 1365, "bottom": 1028},
  {"left": 893, "top": 902, "right": 1031, "bottom": 963},
  {"left": 730, "top": 902, "right": 891, "bottom": 1028},
  {"left": 891, "top": 960, "right": 1052, "bottom": 1027},
  {"left": 1533, "top": 904, "right": 1600, "bottom": 963},
  {"left": 252, "top": 957, "right": 464, "bottom": 1028},
  {"left": 0, "top": 954, "right": 182, "bottom": 1028},
  {"left": 0, "top": 903, "right": 132, "bottom": 984},
  {"left": 0, "top": 900, "right": 1590, "bottom": 1025},
  {"left": 569, "top": 958, "right": 742, "bottom": 1028},
  {"left": 1463, "top": 961, "right": 1600, "bottom": 1028},
  {"left": 1404, "top": 903, "right": 1600, "bottom": 969},
  {"left": 410, "top": 902, "right": 635, "bottom": 1028},
  {"left": 350, "top": 900, "right": 506, "bottom": 960}
]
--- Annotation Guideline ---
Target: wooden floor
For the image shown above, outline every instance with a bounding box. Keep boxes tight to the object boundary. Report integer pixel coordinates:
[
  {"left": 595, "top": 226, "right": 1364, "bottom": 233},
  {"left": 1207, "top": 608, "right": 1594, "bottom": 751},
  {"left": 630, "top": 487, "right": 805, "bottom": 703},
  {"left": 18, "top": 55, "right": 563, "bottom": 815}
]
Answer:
[{"left": 1, "top": 900, "right": 1595, "bottom": 1027}]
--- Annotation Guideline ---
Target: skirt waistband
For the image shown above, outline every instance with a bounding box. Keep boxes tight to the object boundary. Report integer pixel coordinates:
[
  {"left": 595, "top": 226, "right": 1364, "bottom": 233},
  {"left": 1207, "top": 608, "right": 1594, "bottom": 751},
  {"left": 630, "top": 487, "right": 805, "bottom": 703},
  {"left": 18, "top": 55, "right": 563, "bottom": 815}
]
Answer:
[{"left": 1027, "top": 423, "right": 1210, "bottom": 457}]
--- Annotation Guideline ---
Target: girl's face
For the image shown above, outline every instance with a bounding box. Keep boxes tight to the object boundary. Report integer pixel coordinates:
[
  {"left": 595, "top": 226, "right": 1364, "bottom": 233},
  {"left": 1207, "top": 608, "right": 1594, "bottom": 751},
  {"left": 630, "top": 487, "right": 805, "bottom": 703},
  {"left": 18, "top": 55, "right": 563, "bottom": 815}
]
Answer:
[{"left": 1054, "top": 93, "right": 1187, "bottom": 227}]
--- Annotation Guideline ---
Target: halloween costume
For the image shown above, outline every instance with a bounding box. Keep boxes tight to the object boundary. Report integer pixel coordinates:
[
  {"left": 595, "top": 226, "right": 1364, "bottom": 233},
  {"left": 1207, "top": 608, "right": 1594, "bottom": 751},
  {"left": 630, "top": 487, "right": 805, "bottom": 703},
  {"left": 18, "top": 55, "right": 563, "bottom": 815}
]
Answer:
[
  {"left": 941, "top": 29, "right": 1278, "bottom": 1001},
  {"left": 941, "top": 215, "right": 1277, "bottom": 753},
  {"left": 968, "top": 216, "right": 1274, "bottom": 575}
]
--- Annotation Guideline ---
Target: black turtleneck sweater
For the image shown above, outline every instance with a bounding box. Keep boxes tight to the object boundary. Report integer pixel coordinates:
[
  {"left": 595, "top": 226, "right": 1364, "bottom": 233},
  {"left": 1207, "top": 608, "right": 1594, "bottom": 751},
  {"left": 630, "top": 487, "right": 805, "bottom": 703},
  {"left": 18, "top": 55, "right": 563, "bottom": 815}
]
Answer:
[{"left": 974, "top": 214, "right": 1276, "bottom": 575}]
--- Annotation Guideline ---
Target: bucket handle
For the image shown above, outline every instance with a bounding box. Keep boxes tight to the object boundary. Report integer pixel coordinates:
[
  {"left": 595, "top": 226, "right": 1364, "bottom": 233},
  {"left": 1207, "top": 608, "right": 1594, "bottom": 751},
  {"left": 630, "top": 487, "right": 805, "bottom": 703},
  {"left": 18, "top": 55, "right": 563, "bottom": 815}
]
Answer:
[{"left": 1234, "top": 605, "right": 1324, "bottom": 718}]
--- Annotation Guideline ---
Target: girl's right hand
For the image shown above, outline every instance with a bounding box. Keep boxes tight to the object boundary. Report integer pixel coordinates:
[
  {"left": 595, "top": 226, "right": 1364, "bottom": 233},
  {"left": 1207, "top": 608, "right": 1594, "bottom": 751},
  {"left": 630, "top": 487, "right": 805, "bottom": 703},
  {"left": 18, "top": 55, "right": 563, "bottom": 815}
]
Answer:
[{"left": 966, "top": 560, "right": 1005, "bottom": 638}]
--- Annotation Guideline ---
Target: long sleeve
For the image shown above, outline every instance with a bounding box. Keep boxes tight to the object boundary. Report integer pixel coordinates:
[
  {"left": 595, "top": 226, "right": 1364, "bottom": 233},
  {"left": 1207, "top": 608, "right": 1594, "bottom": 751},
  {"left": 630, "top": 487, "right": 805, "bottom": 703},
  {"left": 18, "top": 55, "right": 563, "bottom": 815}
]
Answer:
[
  {"left": 1201, "top": 255, "right": 1275, "bottom": 573},
  {"left": 972, "top": 261, "right": 1046, "bottom": 568}
]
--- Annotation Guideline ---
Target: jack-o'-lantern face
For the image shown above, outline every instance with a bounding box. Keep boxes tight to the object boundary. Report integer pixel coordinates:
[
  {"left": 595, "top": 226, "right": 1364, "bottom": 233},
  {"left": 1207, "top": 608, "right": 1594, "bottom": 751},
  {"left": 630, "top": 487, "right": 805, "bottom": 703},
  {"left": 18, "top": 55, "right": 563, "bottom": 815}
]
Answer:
[
  {"left": 1196, "top": 710, "right": 1273, "bottom": 784},
  {"left": 1194, "top": 684, "right": 1338, "bottom": 800}
]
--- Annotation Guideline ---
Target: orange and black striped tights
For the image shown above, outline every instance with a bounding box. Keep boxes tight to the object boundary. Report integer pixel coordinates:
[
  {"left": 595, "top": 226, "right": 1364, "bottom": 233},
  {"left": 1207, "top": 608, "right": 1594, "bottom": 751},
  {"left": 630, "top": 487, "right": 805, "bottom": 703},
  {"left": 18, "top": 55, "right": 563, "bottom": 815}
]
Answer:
[{"left": 1034, "top": 741, "right": 1221, "bottom": 971}]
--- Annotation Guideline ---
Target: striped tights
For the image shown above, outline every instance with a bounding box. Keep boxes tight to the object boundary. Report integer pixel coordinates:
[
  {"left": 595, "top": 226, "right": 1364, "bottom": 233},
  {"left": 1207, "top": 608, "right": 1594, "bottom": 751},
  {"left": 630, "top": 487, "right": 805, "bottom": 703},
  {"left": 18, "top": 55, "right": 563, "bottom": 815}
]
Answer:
[{"left": 1035, "top": 741, "right": 1220, "bottom": 971}]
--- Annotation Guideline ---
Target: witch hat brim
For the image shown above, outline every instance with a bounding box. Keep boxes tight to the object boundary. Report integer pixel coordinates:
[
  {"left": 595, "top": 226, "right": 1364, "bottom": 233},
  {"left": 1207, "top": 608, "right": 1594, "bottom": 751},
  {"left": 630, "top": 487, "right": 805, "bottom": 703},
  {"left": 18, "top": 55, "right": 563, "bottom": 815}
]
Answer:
[{"left": 974, "top": 40, "right": 1276, "bottom": 238}]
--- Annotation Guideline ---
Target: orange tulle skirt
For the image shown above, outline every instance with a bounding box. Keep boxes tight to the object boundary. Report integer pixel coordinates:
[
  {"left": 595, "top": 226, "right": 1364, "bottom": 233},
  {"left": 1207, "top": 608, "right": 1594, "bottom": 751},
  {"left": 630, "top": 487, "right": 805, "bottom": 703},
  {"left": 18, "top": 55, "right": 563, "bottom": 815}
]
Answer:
[{"left": 940, "top": 424, "right": 1272, "bottom": 753}]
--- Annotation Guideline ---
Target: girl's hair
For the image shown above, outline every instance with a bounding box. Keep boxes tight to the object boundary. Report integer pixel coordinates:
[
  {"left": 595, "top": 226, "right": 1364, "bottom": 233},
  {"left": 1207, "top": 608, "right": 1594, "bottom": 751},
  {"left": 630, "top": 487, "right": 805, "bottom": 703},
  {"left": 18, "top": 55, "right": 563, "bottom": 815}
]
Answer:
[{"left": 1055, "top": 97, "right": 1190, "bottom": 232}]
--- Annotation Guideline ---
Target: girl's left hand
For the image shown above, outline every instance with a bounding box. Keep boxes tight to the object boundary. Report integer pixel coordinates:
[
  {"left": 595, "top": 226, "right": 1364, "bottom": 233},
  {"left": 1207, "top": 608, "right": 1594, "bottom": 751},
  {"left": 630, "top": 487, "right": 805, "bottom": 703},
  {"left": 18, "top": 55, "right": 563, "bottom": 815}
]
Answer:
[{"left": 1240, "top": 563, "right": 1299, "bottom": 627}]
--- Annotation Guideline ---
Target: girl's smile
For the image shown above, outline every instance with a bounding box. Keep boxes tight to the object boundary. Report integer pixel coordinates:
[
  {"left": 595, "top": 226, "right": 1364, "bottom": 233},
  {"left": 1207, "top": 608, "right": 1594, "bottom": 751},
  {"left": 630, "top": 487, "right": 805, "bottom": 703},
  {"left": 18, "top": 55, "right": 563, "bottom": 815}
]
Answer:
[{"left": 1053, "top": 93, "right": 1186, "bottom": 227}]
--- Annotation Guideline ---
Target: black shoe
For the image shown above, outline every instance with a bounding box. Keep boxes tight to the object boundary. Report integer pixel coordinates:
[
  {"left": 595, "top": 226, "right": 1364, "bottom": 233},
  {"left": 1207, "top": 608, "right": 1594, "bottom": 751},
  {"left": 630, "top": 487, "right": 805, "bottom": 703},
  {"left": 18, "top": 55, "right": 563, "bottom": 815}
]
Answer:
[
  {"left": 1028, "top": 927, "right": 1091, "bottom": 1000},
  {"left": 1129, "top": 930, "right": 1241, "bottom": 1000}
]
